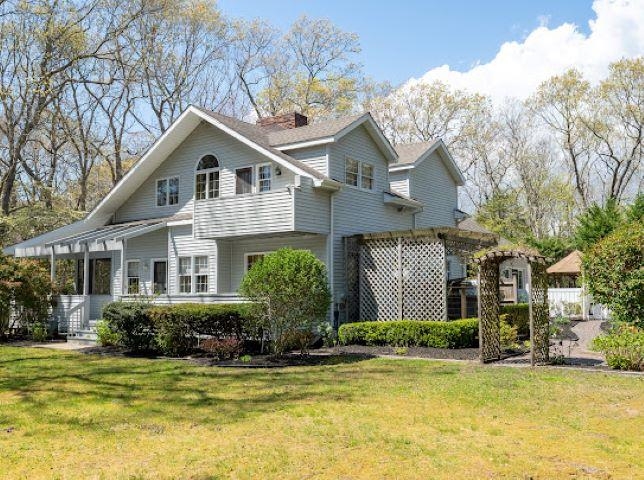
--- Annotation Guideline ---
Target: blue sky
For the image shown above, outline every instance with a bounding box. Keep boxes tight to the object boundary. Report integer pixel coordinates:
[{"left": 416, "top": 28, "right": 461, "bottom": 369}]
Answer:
[{"left": 218, "top": 0, "right": 594, "bottom": 86}]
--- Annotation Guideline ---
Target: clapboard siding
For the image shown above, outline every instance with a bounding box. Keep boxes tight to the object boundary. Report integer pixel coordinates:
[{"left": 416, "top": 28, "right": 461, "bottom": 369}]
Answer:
[
  {"left": 410, "top": 151, "right": 458, "bottom": 227},
  {"left": 286, "top": 145, "right": 328, "bottom": 177},
  {"left": 114, "top": 122, "right": 295, "bottom": 222},
  {"left": 194, "top": 188, "right": 294, "bottom": 238},
  {"left": 229, "top": 235, "right": 328, "bottom": 292},
  {"left": 388, "top": 171, "right": 410, "bottom": 197},
  {"left": 168, "top": 224, "right": 218, "bottom": 294},
  {"left": 293, "top": 179, "right": 331, "bottom": 235},
  {"left": 329, "top": 126, "right": 414, "bottom": 300}
]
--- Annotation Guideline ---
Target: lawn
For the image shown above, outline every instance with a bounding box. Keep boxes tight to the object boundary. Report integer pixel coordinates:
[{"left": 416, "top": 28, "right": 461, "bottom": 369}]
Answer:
[{"left": 0, "top": 347, "right": 642, "bottom": 479}]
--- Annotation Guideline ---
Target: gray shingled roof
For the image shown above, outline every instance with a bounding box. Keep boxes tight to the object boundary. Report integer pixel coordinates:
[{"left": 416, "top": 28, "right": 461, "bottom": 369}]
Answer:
[
  {"left": 394, "top": 140, "right": 440, "bottom": 165},
  {"left": 266, "top": 114, "right": 365, "bottom": 146},
  {"left": 195, "top": 107, "right": 327, "bottom": 181}
]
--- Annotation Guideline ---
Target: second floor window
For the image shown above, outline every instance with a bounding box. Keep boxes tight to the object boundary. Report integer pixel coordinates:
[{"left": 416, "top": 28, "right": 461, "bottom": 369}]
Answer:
[
  {"left": 195, "top": 155, "right": 219, "bottom": 200},
  {"left": 257, "top": 164, "right": 272, "bottom": 192},
  {"left": 344, "top": 157, "right": 374, "bottom": 190},
  {"left": 157, "top": 177, "right": 179, "bottom": 206},
  {"left": 236, "top": 167, "right": 253, "bottom": 195}
]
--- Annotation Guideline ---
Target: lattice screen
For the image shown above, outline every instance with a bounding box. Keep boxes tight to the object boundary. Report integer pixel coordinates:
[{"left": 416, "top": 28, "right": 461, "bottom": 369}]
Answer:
[
  {"left": 531, "top": 262, "right": 550, "bottom": 364},
  {"left": 401, "top": 237, "right": 446, "bottom": 320},
  {"left": 359, "top": 237, "right": 400, "bottom": 320},
  {"left": 478, "top": 259, "right": 501, "bottom": 362},
  {"left": 345, "top": 237, "right": 360, "bottom": 323}
]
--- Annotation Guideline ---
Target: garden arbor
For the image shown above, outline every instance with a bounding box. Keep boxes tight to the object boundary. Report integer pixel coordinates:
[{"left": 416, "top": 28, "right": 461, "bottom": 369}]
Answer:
[{"left": 474, "top": 249, "right": 550, "bottom": 365}]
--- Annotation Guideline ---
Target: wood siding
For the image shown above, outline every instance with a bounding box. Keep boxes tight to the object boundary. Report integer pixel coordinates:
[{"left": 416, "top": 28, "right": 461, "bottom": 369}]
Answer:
[
  {"left": 286, "top": 145, "right": 328, "bottom": 177},
  {"left": 168, "top": 224, "right": 218, "bottom": 294},
  {"left": 114, "top": 122, "right": 295, "bottom": 222},
  {"left": 409, "top": 151, "right": 458, "bottom": 228},
  {"left": 388, "top": 171, "right": 410, "bottom": 197}
]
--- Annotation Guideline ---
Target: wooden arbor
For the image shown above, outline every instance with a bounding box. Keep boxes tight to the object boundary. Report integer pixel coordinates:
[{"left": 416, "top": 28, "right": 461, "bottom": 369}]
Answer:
[{"left": 473, "top": 249, "right": 550, "bottom": 365}]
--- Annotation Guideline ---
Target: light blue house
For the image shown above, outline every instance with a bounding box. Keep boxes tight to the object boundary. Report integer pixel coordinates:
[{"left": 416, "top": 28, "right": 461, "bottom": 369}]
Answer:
[{"left": 6, "top": 107, "right": 465, "bottom": 335}]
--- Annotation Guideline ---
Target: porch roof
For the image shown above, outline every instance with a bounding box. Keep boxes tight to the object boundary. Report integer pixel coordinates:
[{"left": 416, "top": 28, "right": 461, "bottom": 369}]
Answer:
[{"left": 14, "top": 218, "right": 169, "bottom": 257}]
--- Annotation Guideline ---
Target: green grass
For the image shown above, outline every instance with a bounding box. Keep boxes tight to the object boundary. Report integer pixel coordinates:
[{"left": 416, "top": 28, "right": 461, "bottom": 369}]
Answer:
[{"left": 0, "top": 347, "right": 642, "bottom": 479}]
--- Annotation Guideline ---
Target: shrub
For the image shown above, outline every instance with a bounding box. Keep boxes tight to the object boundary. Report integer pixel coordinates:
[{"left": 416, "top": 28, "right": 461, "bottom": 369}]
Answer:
[
  {"left": 239, "top": 248, "right": 331, "bottom": 355},
  {"left": 499, "top": 315, "right": 518, "bottom": 349},
  {"left": 592, "top": 326, "right": 643, "bottom": 371},
  {"left": 583, "top": 221, "right": 643, "bottom": 328},
  {"left": 500, "top": 303, "right": 530, "bottom": 337},
  {"left": 31, "top": 322, "right": 48, "bottom": 342},
  {"left": 338, "top": 319, "right": 479, "bottom": 349},
  {"left": 103, "top": 302, "right": 155, "bottom": 352},
  {"left": 148, "top": 303, "right": 250, "bottom": 356},
  {"left": 201, "top": 338, "right": 243, "bottom": 360},
  {"left": 95, "top": 319, "right": 120, "bottom": 346}
]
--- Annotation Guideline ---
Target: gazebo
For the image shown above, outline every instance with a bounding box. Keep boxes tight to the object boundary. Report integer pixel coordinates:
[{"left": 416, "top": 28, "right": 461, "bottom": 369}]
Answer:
[
  {"left": 546, "top": 250, "right": 582, "bottom": 287},
  {"left": 473, "top": 248, "right": 550, "bottom": 365}
]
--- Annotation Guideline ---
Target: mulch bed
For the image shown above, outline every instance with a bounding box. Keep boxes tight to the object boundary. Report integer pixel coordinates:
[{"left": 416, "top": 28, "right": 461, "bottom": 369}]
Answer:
[{"left": 330, "top": 344, "right": 480, "bottom": 361}]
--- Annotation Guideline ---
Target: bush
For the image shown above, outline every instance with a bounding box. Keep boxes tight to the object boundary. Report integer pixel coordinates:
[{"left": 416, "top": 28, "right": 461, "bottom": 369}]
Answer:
[
  {"left": 201, "top": 338, "right": 243, "bottom": 360},
  {"left": 499, "top": 315, "right": 518, "bottom": 349},
  {"left": 592, "top": 326, "right": 643, "bottom": 371},
  {"left": 95, "top": 319, "right": 120, "bottom": 346},
  {"left": 338, "top": 319, "right": 479, "bottom": 349},
  {"left": 583, "top": 221, "right": 643, "bottom": 328},
  {"left": 103, "top": 302, "right": 155, "bottom": 352},
  {"left": 239, "top": 248, "right": 331, "bottom": 355},
  {"left": 500, "top": 303, "right": 530, "bottom": 337},
  {"left": 31, "top": 322, "right": 48, "bottom": 342}
]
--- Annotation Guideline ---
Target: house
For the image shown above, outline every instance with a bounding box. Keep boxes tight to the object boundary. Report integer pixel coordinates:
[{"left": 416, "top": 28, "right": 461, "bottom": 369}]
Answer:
[{"left": 5, "top": 107, "right": 466, "bottom": 335}]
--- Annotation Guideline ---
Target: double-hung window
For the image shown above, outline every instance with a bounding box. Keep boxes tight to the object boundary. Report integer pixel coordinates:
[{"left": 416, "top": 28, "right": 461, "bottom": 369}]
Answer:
[
  {"left": 157, "top": 177, "right": 179, "bottom": 206},
  {"left": 178, "top": 256, "right": 209, "bottom": 294},
  {"left": 235, "top": 167, "right": 254, "bottom": 195},
  {"left": 178, "top": 257, "right": 192, "bottom": 293},
  {"left": 257, "top": 163, "right": 272, "bottom": 192},
  {"left": 345, "top": 158, "right": 374, "bottom": 190},
  {"left": 245, "top": 252, "right": 268, "bottom": 273},
  {"left": 195, "top": 155, "right": 219, "bottom": 200},
  {"left": 126, "top": 260, "right": 140, "bottom": 294}
]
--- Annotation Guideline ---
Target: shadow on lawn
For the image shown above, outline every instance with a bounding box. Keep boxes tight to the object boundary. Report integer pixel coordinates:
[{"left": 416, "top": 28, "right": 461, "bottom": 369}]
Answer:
[{"left": 0, "top": 348, "right": 395, "bottom": 429}]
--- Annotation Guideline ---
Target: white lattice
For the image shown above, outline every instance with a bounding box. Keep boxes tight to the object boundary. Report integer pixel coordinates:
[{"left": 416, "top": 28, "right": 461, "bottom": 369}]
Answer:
[
  {"left": 401, "top": 238, "right": 446, "bottom": 320},
  {"left": 359, "top": 238, "right": 399, "bottom": 320}
]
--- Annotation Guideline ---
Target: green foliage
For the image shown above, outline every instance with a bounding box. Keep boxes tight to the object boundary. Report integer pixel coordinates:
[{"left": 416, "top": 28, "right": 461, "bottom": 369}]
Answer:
[
  {"left": 582, "top": 222, "right": 643, "bottom": 328},
  {"left": 624, "top": 193, "right": 644, "bottom": 223},
  {"left": 475, "top": 190, "right": 531, "bottom": 242},
  {"left": 574, "top": 199, "right": 623, "bottom": 251},
  {"left": 31, "top": 323, "right": 48, "bottom": 342},
  {"left": 527, "top": 236, "right": 574, "bottom": 262},
  {"left": 592, "top": 326, "right": 643, "bottom": 371},
  {"left": 0, "top": 254, "right": 53, "bottom": 339},
  {"left": 95, "top": 319, "right": 120, "bottom": 347},
  {"left": 239, "top": 248, "right": 331, "bottom": 355},
  {"left": 338, "top": 319, "right": 479, "bottom": 349},
  {"left": 102, "top": 302, "right": 155, "bottom": 352},
  {"left": 0, "top": 207, "right": 84, "bottom": 249},
  {"left": 499, "top": 315, "right": 518, "bottom": 349},
  {"left": 500, "top": 303, "right": 530, "bottom": 337}
]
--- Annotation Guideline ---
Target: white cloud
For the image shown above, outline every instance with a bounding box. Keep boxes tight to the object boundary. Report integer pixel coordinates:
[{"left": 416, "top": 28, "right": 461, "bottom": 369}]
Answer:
[{"left": 406, "top": 0, "right": 644, "bottom": 101}]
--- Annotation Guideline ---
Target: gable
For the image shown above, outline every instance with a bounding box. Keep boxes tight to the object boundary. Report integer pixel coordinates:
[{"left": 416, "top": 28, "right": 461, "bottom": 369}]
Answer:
[{"left": 114, "top": 122, "right": 297, "bottom": 223}]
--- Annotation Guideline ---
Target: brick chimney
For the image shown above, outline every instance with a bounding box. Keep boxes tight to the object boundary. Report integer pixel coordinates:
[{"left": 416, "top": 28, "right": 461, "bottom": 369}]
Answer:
[{"left": 256, "top": 112, "right": 308, "bottom": 130}]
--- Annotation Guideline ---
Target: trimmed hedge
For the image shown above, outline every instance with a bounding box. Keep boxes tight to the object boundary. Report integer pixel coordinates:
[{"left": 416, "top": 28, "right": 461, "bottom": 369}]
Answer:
[
  {"left": 338, "top": 318, "right": 479, "bottom": 349},
  {"left": 500, "top": 303, "right": 530, "bottom": 337},
  {"left": 103, "top": 302, "right": 251, "bottom": 355}
]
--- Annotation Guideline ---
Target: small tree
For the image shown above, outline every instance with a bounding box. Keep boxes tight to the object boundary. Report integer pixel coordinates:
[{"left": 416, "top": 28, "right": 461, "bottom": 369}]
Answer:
[
  {"left": 574, "top": 199, "right": 623, "bottom": 251},
  {"left": 239, "top": 248, "right": 331, "bottom": 355},
  {"left": 582, "top": 221, "right": 643, "bottom": 328},
  {"left": 0, "top": 254, "right": 53, "bottom": 339}
]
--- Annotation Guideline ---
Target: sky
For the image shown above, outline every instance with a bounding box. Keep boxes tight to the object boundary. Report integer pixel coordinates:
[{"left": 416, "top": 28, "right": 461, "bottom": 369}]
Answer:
[{"left": 218, "top": 0, "right": 644, "bottom": 101}]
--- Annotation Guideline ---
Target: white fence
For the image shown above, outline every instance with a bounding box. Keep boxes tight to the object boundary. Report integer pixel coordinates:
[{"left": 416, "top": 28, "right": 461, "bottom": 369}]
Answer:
[{"left": 548, "top": 288, "right": 609, "bottom": 320}]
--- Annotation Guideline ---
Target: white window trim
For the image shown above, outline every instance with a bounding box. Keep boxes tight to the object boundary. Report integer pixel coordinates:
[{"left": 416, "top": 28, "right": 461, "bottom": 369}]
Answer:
[
  {"left": 150, "top": 258, "right": 168, "bottom": 295},
  {"left": 176, "top": 255, "right": 209, "bottom": 294},
  {"left": 155, "top": 175, "right": 180, "bottom": 207},
  {"left": 126, "top": 259, "right": 141, "bottom": 295},
  {"left": 256, "top": 162, "right": 272, "bottom": 193},
  {"left": 195, "top": 156, "right": 220, "bottom": 201},
  {"left": 244, "top": 251, "right": 271, "bottom": 273},
  {"left": 344, "top": 156, "right": 375, "bottom": 191}
]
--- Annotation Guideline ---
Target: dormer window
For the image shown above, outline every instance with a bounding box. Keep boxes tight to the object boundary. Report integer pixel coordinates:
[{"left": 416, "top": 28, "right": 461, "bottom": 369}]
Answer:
[{"left": 195, "top": 155, "right": 219, "bottom": 200}]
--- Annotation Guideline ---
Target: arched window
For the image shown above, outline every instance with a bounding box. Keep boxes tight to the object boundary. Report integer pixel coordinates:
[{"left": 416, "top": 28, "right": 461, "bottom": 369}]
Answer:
[{"left": 195, "top": 155, "right": 219, "bottom": 200}]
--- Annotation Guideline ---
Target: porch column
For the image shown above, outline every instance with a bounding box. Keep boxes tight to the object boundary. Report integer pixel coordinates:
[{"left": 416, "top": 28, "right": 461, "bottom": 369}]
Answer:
[
  {"left": 120, "top": 239, "right": 127, "bottom": 296},
  {"left": 83, "top": 247, "right": 90, "bottom": 296},
  {"left": 50, "top": 247, "right": 56, "bottom": 284}
]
